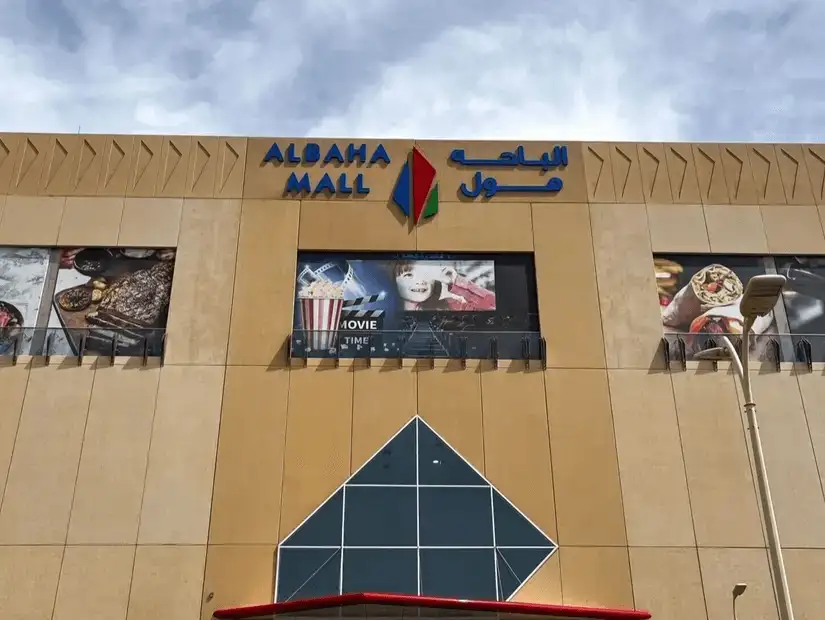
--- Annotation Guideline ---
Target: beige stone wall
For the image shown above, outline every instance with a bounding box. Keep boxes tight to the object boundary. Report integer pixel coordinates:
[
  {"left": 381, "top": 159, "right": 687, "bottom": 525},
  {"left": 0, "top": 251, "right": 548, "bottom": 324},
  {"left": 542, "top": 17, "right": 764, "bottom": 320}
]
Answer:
[{"left": 1, "top": 134, "right": 825, "bottom": 619}]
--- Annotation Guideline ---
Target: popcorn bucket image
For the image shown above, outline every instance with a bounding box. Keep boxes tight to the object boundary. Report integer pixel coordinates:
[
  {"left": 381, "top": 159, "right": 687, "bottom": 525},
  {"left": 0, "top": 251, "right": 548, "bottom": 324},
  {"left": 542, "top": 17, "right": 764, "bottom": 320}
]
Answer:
[
  {"left": 297, "top": 260, "right": 366, "bottom": 299},
  {"left": 298, "top": 280, "right": 346, "bottom": 352}
]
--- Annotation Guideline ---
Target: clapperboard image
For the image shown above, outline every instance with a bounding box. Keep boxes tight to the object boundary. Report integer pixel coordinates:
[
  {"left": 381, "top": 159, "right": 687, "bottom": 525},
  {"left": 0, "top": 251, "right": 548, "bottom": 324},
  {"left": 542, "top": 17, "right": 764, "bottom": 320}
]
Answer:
[{"left": 338, "top": 292, "right": 387, "bottom": 354}]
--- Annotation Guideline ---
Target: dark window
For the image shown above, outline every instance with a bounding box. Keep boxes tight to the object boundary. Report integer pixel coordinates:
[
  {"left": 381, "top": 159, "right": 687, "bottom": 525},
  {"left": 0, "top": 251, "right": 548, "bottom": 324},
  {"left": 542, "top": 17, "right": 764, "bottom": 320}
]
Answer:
[
  {"left": 276, "top": 548, "right": 340, "bottom": 602},
  {"left": 344, "top": 486, "right": 417, "bottom": 547},
  {"left": 282, "top": 489, "right": 343, "bottom": 547},
  {"left": 496, "top": 548, "right": 553, "bottom": 600},
  {"left": 420, "top": 549, "right": 497, "bottom": 600},
  {"left": 342, "top": 549, "right": 418, "bottom": 595},
  {"left": 492, "top": 491, "right": 554, "bottom": 547},
  {"left": 418, "top": 421, "right": 487, "bottom": 486},
  {"left": 350, "top": 423, "right": 416, "bottom": 485},
  {"left": 776, "top": 256, "right": 825, "bottom": 362},
  {"left": 419, "top": 487, "right": 493, "bottom": 547}
]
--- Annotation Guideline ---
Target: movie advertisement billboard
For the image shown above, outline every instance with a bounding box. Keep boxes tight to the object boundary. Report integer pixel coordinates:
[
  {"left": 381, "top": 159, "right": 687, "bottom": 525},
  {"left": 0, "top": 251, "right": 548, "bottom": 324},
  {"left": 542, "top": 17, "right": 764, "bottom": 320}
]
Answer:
[
  {"left": 293, "top": 252, "right": 539, "bottom": 357},
  {"left": 654, "top": 254, "right": 779, "bottom": 360}
]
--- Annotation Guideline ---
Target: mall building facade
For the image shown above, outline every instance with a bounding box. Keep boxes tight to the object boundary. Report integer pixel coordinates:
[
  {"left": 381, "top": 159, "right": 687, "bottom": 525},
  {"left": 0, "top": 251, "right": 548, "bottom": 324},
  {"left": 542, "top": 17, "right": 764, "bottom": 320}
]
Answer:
[{"left": 1, "top": 134, "right": 825, "bottom": 620}]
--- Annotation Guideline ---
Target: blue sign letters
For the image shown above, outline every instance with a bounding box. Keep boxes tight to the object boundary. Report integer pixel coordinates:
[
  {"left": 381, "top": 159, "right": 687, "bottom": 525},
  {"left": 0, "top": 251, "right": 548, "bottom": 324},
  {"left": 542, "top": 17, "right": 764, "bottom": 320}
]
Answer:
[
  {"left": 450, "top": 145, "right": 568, "bottom": 199},
  {"left": 264, "top": 142, "right": 391, "bottom": 197},
  {"left": 262, "top": 142, "right": 570, "bottom": 199}
]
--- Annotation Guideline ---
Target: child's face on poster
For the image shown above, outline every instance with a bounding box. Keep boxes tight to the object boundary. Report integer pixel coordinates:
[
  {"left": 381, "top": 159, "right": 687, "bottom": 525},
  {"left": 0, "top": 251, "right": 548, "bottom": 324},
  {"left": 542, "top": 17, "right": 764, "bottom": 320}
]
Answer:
[{"left": 395, "top": 263, "right": 434, "bottom": 303}]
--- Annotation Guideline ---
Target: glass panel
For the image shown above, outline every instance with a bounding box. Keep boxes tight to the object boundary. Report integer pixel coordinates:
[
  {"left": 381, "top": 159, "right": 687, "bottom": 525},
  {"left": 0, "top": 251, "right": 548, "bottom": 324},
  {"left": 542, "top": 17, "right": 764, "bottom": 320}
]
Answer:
[
  {"left": 492, "top": 491, "right": 554, "bottom": 547},
  {"left": 419, "top": 487, "right": 493, "bottom": 547},
  {"left": 343, "top": 486, "right": 417, "bottom": 547},
  {"left": 777, "top": 256, "right": 825, "bottom": 334},
  {"left": 282, "top": 489, "right": 344, "bottom": 547},
  {"left": 496, "top": 551, "right": 521, "bottom": 602},
  {"left": 350, "top": 421, "right": 416, "bottom": 485},
  {"left": 417, "top": 420, "right": 487, "bottom": 486},
  {"left": 496, "top": 548, "right": 553, "bottom": 599},
  {"left": 276, "top": 548, "right": 341, "bottom": 602},
  {"left": 341, "top": 548, "right": 418, "bottom": 596},
  {"left": 420, "top": 549, "right": 497, "bottom": 600}
]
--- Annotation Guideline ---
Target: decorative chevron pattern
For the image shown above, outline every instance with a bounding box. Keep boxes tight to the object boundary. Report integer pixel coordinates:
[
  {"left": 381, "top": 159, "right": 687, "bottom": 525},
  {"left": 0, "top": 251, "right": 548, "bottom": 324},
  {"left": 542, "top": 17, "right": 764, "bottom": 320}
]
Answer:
[
  {"left": 613, "top": 145, "right": 633, "bottom": 198},
  {"left": 0, "top": 134, "right": 823, "bottom": 206},
  {"left": 0, "top": 134, "right": 247, "bottom": 197},
  {"left": 695, "top": 146, "right": 717, "bottom": 200}
]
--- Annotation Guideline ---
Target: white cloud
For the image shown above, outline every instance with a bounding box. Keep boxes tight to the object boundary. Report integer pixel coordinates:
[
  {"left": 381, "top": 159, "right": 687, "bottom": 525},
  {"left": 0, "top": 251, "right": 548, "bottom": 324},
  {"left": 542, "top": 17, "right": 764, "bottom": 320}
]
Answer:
[
  {"left": 309, "top": 19, "right": 685, "bottom": 141},
  {"left": 0, "top": 0, "right": 822, "bottom": 141}
]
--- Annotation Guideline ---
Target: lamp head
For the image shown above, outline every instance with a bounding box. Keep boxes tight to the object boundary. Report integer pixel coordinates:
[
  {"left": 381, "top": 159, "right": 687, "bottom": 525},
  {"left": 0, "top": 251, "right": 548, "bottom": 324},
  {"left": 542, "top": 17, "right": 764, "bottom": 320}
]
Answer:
[
  {"left": 733, "top": 583, "right": 748, "bottom": 597},
  {"left": 740, "top": 274, "right": 786, "bottom": 318}
]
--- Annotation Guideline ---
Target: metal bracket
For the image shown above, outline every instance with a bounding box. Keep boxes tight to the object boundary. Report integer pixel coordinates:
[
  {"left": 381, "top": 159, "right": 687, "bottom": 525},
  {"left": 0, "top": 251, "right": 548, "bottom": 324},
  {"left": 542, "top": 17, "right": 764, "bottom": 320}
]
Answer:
[
  {"left": 766, "top": 337, "right": 781, "bottom": 372},
  {"left": 78, "top": 334, "right": 87, "bottom": 367},
  {"left": 490, "top": 337, "right": 499, "bottom": 370},
  {"left": 797, "top": 338, "right": 813, "bottom": 372},
  {"left": 661, "top": 337, "right": 671, "bottom": 368},
  {"left": 704, "top": 337, "right": 718, "bottom": 371},
  {"left": 44, "top": 332, "right": 53, "bottom": 366},
  {"left": 11, "top": 333, "right": 21, "bottom": 366},
  {"left": 110, "top": 333, "right": 118, "bottom": 366},
  {"left": 539, "top": 337, "right": 547, "bottom": 371},
  {"left": 523, "top": 336, "right": 531, "bottom": 360},
  {"left": 675, "top": 336, "right": 687, "bottom": 371},
  {"left": 521, "top": 337, "right": 531, "bottom": 371}
]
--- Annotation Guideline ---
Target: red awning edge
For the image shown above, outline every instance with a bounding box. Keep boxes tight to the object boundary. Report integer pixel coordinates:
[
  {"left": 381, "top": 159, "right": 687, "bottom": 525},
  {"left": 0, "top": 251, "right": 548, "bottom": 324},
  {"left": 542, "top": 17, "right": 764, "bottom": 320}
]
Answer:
[{"left": 212, "top": 592, "right": 651, "bottom": 620}]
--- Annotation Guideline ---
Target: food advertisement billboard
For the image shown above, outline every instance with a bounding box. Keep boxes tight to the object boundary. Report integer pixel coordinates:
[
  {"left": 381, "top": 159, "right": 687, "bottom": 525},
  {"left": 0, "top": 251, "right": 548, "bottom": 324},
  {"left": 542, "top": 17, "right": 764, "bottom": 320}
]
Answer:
[
  {"left": 0, "top": 247, "right": 176, "bottom": 357},
  {"left": 47, "top": 248, "right": 176, "bottom": 356},
  {"left": 654, "top": 255, "right": 779, "bottom": 360},
  {"left": 0, "top": 248, "right": 51, "bottom": 355}
]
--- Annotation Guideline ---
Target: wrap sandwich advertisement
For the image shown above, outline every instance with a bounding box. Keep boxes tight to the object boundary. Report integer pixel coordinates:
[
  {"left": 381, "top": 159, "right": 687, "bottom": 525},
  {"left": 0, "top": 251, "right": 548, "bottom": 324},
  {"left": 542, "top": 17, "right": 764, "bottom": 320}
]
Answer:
[
  {"left": 655, "top": 257, "right": 780, "bottom": 360},
  {"left": 684, "top": 300, "right": 775, "bottom": 352},
  {"left": 661, "top": 263, "right": 744, "bottom": 328}
]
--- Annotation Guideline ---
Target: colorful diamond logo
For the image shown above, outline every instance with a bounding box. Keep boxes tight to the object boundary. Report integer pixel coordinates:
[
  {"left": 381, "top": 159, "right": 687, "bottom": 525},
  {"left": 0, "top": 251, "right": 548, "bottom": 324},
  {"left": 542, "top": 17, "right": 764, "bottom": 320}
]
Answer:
[{"left": 392, "top": 147, "right": 439, "bottom": 225}]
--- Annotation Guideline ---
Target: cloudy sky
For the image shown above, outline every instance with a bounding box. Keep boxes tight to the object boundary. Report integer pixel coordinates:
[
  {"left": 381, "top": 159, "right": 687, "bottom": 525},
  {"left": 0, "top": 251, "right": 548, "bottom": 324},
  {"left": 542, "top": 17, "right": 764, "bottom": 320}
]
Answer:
[{"left": 0, "top": 0, "right": 820, "bottom": 141}]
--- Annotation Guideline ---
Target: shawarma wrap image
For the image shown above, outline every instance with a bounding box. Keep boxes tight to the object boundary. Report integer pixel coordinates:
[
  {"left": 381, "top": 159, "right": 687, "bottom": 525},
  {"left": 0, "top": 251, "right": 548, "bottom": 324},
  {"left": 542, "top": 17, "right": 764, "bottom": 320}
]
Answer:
[{"left": 661, "top": 263, "right": 744, "bottom": 328}]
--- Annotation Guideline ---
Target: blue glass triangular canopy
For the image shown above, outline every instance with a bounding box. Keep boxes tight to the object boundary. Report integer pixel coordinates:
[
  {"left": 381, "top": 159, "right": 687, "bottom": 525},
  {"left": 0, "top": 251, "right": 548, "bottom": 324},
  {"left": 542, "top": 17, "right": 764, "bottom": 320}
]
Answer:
[{"left": 277, "top": 416, "right": 557, "bottom": 603}]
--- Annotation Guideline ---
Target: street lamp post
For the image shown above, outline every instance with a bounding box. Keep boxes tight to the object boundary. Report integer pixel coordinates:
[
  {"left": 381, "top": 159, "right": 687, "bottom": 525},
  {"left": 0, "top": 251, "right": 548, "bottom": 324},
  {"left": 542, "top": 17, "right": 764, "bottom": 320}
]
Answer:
[
  {"left": 733, "top": 583, "right": 748, "bottom": 620},
  {"left": 694, "top": 274, "right": 794, "bottom": 620}
]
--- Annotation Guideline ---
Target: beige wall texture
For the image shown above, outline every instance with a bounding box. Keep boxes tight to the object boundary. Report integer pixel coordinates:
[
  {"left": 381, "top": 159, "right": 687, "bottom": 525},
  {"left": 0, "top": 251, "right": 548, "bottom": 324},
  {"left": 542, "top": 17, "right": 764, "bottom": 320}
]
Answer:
[{"left": 1, "top": 134, "right": 825, "bottom": 620}]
